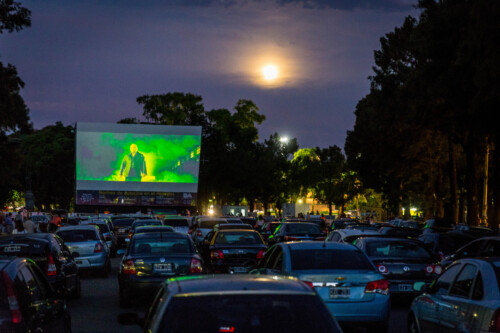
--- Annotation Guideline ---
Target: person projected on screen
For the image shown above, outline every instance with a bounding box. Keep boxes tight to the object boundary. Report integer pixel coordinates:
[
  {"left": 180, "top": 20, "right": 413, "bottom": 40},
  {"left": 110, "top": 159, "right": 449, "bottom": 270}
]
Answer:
[{"left": 120, "top": 143, "right": 147, "bottom": 181}]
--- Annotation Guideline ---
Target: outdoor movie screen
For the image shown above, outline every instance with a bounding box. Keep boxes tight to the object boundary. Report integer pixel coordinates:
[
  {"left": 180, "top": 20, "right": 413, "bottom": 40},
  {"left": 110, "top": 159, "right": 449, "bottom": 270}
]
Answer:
[{"left": 75, "top": 122, "right": 201, "bottom": 206}]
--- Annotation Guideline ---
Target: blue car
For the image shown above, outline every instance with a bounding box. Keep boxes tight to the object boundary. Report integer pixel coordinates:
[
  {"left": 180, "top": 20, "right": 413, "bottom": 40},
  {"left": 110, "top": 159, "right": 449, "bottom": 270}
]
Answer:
[{"left": 252, "top": 241, "right": 390, "bottom": 332}]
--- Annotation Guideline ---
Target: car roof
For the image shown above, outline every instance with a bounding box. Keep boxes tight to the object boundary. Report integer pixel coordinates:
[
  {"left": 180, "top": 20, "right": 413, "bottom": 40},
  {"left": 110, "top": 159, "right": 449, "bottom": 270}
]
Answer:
[
  {"left": 133, "top": 232, "right": 188, "bottom": 240},
  {"left": 284, "top": 241, "right": 357, "bottom": 250},
  {"left": 166, "top": 275, "right": 314, "bottom": 296},
  {"left": 135, "top": 226, "right": 174, "bottom": 232},
  {"left": 57, "top": 225, "right": 98, "bottom": 231},
  {"left": 0, "top": 233, "right": 53, "bottom": 242},
  {"left": 358, "top": 237, "right": 423, "bottom": 244},
  {"left": 336, "top": 229, "right": 380, "bottom": 236}
]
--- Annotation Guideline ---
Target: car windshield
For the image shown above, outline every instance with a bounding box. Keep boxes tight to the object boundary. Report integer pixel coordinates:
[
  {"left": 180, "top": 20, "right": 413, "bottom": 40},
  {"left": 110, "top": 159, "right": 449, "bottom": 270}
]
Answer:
[
  {"left": 160, "top": 294, "right": 340, "bottom": 333},
  {"left": 113, "top": 219, "right": 135, "bottom": 227},
  {"left": 214, "top": 232, "right": 262, "bottom": 245},
  {"left": 365, "top": 241, "right": 431, "bottom": 259},
  {"left": 164, "top": 219, "right": 189, "bottom": 227},
  {"left": 57, "top": 230, "right": 99, "bottom": 242},
  {"left": 285, "top": 224, "right": 321, "bottom": 235},
  {"left": 199, "top": 220, "right": 227, "bottom": 229},
  {"left": 291, "top": 249, "right": 374, "bottom": 271},
  {"left": 131, "top": 237, "right": 192, "bottom": 256}
]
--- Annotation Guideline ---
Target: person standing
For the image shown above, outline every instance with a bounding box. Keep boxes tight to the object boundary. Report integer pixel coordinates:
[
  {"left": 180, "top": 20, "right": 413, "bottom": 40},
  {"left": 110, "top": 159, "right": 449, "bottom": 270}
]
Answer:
[
  {"left": 4, "top": 213, "right": 14, "bottom": 234},
  {"left": 23, "top": 213, "right": 36, "bottom": 233},
  {"left": 12, "top": 219, "right": 27, "bottom": 234},
  {"left": 120, "top": 143, "right": 147, "bottom": 181}
]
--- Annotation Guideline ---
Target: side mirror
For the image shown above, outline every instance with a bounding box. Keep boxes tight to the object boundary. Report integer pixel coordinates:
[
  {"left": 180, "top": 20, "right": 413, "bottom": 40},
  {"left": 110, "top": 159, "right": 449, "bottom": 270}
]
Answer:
[{"left": 117, "top": 313, "right": 142, "bottom": 327}]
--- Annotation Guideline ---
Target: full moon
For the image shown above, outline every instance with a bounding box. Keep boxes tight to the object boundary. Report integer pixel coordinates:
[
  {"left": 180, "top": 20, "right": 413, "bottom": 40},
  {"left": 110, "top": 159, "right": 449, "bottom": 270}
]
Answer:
[{"left": 262, "top": 65, "right": 278, "bottom": 80}]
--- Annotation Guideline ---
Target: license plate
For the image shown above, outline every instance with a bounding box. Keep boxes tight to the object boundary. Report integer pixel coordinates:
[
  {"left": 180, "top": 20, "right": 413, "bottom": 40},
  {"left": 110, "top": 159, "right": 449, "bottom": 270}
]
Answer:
[
  {"left": 398, "top": 284, "right": 413, "bottom": 291},
  {"left": 154, "top": 263, "right": 173, "bottom": 273},
  {"left": 3, "top": 245, "right": 21, "bottom": 253},
  {"left": 329, "top": 287, "right": 350, "bottom": 298},
  {"left": 231, "top": 267, "right": 247, "bottom": 273}
]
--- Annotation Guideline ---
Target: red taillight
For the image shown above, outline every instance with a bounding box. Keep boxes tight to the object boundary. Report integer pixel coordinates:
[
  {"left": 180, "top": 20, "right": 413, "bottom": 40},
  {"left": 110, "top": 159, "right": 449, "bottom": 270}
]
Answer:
[
  {"left": 377, "top": 265, "right": 388, "bottom": 273},
  {"left": 128, "top": 232, "right": 133, "bottom": 239},
  {"left": 47, "top": 254, "right": 57, "bottom": 276},
  {"left": 219, "top": 327, "right": 235, "bottom": 333},
  {"left": 210, "top": 250, "right": 224, "bottom": 260},
  {"left": 302, "top": 280, "right": 314, "bottom": 289},
  {"left": 94, "top": 243, "right": 103, "bottom": 253},
  {"left": 425, "top": 265, "right": 442, "bottom": 274},
  {"left": 256, "top": 250, "right": 266, "bottom": 259},
  {"left": 2, "top": 271, "right": 23, "bottom": 324},
  {"left": 189, "top": 258, "right": 203, "bottom": 273},
  {"left": 123, "top": 259, "right": 136, "bottom": 275},
  {"left": 365, "top": 279, "right": 389, "bottom": 295}
]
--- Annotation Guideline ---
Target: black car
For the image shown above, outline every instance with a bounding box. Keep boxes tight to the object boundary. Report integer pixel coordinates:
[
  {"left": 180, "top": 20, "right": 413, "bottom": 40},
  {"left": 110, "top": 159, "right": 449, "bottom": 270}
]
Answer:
[
  {"left": 354, "top": 237, "right": 441, "bottom": 295},
  {"left": 0, "top": 257, "right": 72, "bottom": 332},
  {"left": 117, "top": 232, "right": 203, "bottom": 307},
  {"left": 440, "top": 236, "right": 500, "bottom": 267},
  {"left": 112, "top": 218, "right": 136, "bottom": 247},
  {"left": 118, "top": 275, "right": 342, "bottom": 333},
  {"left": 267, "top": 222, "right": 324, "bottom": 246},
  {"left": 127, "top": 219, "right": 163, "bottom": 240},
  {"left": 201, "top": 229, "right": 267, "bottom": 274},
  {"left": 418, "top": 231, "right": 476, "bottom": 260},
  {"left": 0, "top": 234, "right": 80, "bottom": 298},
  {"left": 378, "top": 226, "right": 421, "bottom": 239}
]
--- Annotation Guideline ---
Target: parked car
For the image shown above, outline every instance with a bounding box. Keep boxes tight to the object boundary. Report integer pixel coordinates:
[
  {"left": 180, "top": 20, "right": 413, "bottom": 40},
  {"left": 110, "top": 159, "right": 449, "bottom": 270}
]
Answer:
[
  {"left": 354, "top": 237, "right": 441, "bottom": 296},
  {"left": 56, "top": 225, "right": 112, "bottom": 277},
  {"left": 378, "top": 226, "right": 421, "bottom": 239},
  {"left": 252, "top": 241, "right": 390, "bottom": 332},
  {"left": 0, "top": 234, "right": 80, "bottom": 298},
  {"left": 112, "top": 217, "right": 136, "bottom": 247},
  {"left": 201, "top": 229, "right": 267, "bottom": 273},
  {"left": 118, "top": 275, "right": 342, "bottom": 333},
  {"left": 260, "top": 221, "right": 282, "bottom": 242},
  {"left": 117, "top": 231, "right": 203, "bottom": 307},
  {"left": 326, "top": 229, "right": 380, "bottom": 244},
  {"left": 81, "top": 220, "right": 118, "bottom": 257},
  {"left": 0, "top": 257, "right": 72, "bottom": 332},
  {"left": 128, "top": 219, "right": 163, "bottom": 240},
  {"left": 162, "top": 217, "right": 190, "bottom": 234},
  {"left": 441, "top": 236, "right": 500, "bottom": 267},
  {"left": 409, "top": 257, "right": 500, "bottom": 333},
  {"left": 418, "top": 231, "right": 476, "bottom": 260},
  {"left": 133, "top": 226, "right": 174, "bottom": 236},
  {"left": 189, "top": 217, "right": 230, "bottom": 246},
  {"left": 267, "top": 222, "right": 324, "bottom": 246}
]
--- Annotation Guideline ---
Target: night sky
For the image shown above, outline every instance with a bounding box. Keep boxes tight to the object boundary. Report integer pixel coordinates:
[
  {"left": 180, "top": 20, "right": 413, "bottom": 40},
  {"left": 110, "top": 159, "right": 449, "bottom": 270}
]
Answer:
[{"left": 1, "top": 0, "right": 417, "bottom": 148}]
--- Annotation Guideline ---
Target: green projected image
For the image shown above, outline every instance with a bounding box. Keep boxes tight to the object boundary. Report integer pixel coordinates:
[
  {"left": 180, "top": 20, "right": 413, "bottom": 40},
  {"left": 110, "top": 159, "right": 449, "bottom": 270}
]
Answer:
[{"left": 76, "top": 132, "right": 201, "bottom": 183}]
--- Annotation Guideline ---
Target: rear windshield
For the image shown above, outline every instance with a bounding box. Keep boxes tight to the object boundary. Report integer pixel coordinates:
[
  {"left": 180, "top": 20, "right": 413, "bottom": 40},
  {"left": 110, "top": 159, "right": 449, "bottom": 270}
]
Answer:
[
  {"left": 285, "top": 224, "right": 321, "bottom": 235},
  {"left": 214, "top": 232, "right": 263, "bottom": 245},
  {"left": 89, "top": 223, "right": 110, "bottom": 233},
  {"left": 291, "top": 249, "right": 374, "bottom": 271},
  {"left": 160, "top": 294, "right": 340, "bottom": 333},
  {"left": 113, "top": 219, "right": 135, "bottom": 227},
  {"left": 163, "top": 219, "right": 189, "bottom": 227},
  {"left": 0, "top": 239, "right": 49, "bottom": 257},
  {"left": 57, "top": 230, "right": 99, "bottom": 242},
  {"left": 134, "top": 221, "right": 162, "bottom": 228},
  {"left": 131, "top": 237, "right": 192, "bottom": 256},
  {"left": 199, "top": 220, "right": 227, "bottom": 229},
  {"left": 365, "top": 241, "right": 431, "bottom": 259}
]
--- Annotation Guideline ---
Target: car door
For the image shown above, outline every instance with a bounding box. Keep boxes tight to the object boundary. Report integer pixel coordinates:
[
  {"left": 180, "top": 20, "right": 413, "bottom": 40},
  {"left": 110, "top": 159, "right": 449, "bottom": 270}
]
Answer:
[
  {"left": 54, "top": 236, "right": 78, "bottom": 292},
  {"left": 439, "top": 264, "right": 483, "bottom": 333},
  {"left": 417, "top": 264, "right": 461, "bottom": 332}
]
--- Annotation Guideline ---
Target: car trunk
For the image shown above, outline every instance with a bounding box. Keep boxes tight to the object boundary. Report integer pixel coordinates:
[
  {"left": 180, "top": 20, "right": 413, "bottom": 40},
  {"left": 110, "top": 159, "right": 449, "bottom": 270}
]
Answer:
[
  {"left": 371, "top": 258, "right": 436, "bottom": 280},
  {"left": 0, "top": 240, "right": 50, "bottom": 273},
  {"left": 296, "top": 270, "right": 382, "bottom": 303},
  {"left": 65, "top": 241, "right": 98, "bottom": 257},
  {"left": 132, "top": 255, "right": 193, "bottom": 277},
  {"left": 210, "top": 245, "right": 266, "bottom": 268}
]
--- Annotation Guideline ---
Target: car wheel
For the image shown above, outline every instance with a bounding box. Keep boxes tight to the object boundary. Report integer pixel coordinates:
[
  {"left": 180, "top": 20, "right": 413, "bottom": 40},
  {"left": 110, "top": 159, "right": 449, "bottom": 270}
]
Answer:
[
  {"left": 72, "top": 276, "right": 81, "bottom": 299},
  {"left": 119, "top": 288, "right": 130, "bottom": 308},
  {"left": 408, "top": 314, "right": 420, "bottom": 333}
]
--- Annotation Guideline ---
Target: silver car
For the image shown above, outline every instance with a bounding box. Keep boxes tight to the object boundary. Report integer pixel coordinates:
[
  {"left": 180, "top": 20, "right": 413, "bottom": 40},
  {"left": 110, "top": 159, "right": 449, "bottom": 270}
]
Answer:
[
  {"left": 409, "top": 257, "right": 500, "bottom": 333},
  {"left": 56, "top": 225, "right": 111, "bottom": 277},
  {"left": 163, "top": 217, "right": 190, "bottom": 234}
]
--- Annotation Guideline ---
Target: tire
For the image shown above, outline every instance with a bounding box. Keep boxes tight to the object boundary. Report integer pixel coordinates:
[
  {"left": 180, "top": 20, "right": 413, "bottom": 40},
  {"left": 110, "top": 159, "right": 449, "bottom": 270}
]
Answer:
[
  {"left": 72, "top": 276, "right": 81, "bottom": 299},
  {"left": 408, "top": 314, "right": 420, "bottom": 333}
]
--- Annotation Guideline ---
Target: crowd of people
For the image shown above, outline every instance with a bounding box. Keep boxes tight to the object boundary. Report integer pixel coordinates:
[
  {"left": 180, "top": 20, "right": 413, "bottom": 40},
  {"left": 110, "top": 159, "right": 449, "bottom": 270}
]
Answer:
[{"left": 0, "top": 210, "right": 40, "bottom": 235}]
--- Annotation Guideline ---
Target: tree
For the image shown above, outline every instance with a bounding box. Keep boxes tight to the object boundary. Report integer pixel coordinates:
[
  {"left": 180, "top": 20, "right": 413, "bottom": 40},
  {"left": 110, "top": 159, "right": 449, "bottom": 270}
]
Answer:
[{"left": 0, "top": 0, "right": 31, "bottom": 34}]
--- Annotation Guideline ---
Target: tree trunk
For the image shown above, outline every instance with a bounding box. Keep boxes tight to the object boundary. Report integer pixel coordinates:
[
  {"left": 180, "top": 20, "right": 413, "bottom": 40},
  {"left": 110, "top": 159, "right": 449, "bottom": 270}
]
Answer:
[
  {"left": 491, "top": 136, "right": 500, "bottom": 229},
  {"left": 328, "top": 202, "right": 333, "bottom": 217},
  {"left": 465, "top": 135, "right": 481, "bottom": 226},
  {"left": 448, "top": 136, "right": 459, "bottom": 223},
  {"left": 263, "top": 200, "right": 269, "bottom": 216}
]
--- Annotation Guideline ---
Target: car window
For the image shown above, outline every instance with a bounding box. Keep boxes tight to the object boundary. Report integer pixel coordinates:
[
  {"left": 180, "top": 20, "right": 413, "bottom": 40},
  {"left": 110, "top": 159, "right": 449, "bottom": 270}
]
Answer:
[
  {"left": 164, "top": 219, "right": 189, "bottom": 227},
  {"left": 365, "top": 241, "right": 431, "bottom": 259},
  {"left": 456, "top": 240, "right": 483, "bottom": 258},
  {"left": 472, "top": 272, "right": 484, "bottom": 300},
  {"left": 285, "top": 224, "right": 321, "bottom": 234},
  {"left": 432, "top": 264, "right": 461, "bottom": 295},
  {"left": 20, "top": 265, "right": 44, "bottom": 302},
  {"left": 159, "top": 294, "right": 341, "bottom": 333},
  {"left": 271, "top": 249, "right": 283, "bottom": 271},
  {"left": 57, "top": 230, "right": 99, "bottom": 242},
  {"left": 214, "top": 232, "right": 262, "bottom": 245},
  {"left": 259, "top": 247, "right": 276, "bottom": 268},
  {"left": 291, "top": 249, "right": 374, "bottom": 271},
  {"left": 328, "top": 232, "right": 341, "bottom": 242},
  {"left": 264, "top": 247, "right": 281, "bottom": 270},
  {"left": 27, "top": 262, "right": 52, "bottom": 299},
  {"left": 199, "top": 220, "right": 227, "bottom": 229},
  {"left": 449, "top": 264, "right": 478, "bottom": 298},
  {"left": 132, "top": 237, "right": 193, "bottom": 255},
  {"left": 480, "top": 240, "right": 500, "bottom": 257}
]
